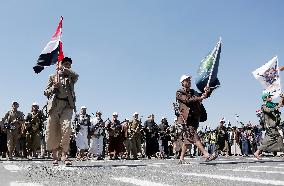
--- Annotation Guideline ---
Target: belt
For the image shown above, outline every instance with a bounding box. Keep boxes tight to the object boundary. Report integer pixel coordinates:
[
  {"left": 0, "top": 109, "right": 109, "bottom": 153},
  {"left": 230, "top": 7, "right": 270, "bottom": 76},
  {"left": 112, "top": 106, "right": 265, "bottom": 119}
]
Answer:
[{"left": 56, "top": 96, "right": 69, "bottom": 101}]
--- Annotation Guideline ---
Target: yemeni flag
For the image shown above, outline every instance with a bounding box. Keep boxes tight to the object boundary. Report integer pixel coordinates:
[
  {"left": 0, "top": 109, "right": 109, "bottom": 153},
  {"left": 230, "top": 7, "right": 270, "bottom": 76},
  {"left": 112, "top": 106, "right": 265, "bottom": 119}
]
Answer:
[
  {"left": 33, "top": 17, "right": 64, "bottom": 74},
  {"left": 195, "top": 38, "right": 222, "bottom": 93}
]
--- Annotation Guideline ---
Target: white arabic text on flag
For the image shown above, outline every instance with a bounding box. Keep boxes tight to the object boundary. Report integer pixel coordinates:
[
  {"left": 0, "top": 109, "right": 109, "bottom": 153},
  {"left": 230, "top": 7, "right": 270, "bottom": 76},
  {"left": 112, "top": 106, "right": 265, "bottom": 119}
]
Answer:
[{"left": 252, "top": 56, "right": 281, "bottom": 99}]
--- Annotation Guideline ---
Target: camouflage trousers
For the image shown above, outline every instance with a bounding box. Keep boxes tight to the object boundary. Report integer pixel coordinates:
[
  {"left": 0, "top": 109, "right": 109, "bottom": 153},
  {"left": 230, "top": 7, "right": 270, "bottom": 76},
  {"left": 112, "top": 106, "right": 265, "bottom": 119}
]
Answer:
[
  {"left": 26, "top": 132, "right": 41, "bottom": 152},
  {"left": 7, "top": 130, "right": 18, "bottom": 154},
  {"left": 178, "top": 124, "right": 200, "bottom": 145}
]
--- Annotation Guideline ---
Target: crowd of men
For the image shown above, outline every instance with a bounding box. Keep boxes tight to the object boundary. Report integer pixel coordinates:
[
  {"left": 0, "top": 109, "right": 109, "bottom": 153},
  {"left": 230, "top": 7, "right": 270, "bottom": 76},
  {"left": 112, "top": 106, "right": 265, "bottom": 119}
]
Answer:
[
  {"left": 198, "top": 120, "right": 284, "bottom": 157},
  {"left": 0, "top": 57, "right": 283, "bottom": 166},
  {"left": 0, "top": 101, "right": 282, "bottom": 162},
  {"left": 0, "top": 101, "right": 45, "bottom": 160},
  {"left": 0, "top": 103, "right": 174, "bottom": 161}
]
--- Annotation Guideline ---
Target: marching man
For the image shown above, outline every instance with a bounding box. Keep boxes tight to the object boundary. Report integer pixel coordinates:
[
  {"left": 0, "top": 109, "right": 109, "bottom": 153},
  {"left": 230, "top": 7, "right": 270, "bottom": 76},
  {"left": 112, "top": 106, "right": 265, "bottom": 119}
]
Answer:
[
  {"left": 74, "top": 106, "right": 91, "bottom": 161},
  {"left": 89, "top": 111, "right": 105, "bottom": 160}
]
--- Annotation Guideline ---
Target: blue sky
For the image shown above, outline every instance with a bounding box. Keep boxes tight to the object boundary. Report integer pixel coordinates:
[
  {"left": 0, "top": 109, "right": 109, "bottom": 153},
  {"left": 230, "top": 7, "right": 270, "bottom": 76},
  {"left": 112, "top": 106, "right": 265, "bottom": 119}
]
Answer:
[{"left": 0, "top": 1, "right": 283, "bottom": 128}]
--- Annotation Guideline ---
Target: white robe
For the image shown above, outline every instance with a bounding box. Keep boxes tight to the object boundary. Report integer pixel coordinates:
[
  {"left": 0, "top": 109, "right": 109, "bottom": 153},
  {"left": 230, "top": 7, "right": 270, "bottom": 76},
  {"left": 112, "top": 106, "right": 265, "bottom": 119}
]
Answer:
[
  {"left": 231, "top": 140, "right": 242, "bottom": 155},
  {"left": 75, "top": 125, "right": 89, "bottom": 150},
  {"left": 89, "top": 117, "right": 104, "bottom": 156}
]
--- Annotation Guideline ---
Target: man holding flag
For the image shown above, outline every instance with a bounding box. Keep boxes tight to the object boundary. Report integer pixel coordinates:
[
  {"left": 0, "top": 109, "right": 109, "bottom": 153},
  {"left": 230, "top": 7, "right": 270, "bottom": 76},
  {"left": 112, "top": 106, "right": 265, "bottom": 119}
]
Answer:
[
  {"left": 252, "top": 56, "right": 284, "bottom": 159},
  {"left": 175, "top": 75, "right": 216, "bottom": 164},
  {"left": 35, "top": 17, "right": 79, "bottom": 166},
  {"left": 174, "top": 38, "right": 222, "bottom": 164},
  {"left": 44, "top": 57, "right": 78, "bottom": 166}
]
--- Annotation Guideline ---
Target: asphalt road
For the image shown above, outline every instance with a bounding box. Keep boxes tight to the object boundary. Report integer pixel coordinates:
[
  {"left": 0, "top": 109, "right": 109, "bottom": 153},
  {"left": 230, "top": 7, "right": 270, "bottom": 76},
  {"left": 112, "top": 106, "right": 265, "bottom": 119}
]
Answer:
[{"left": 1, "top": 156, "right": 284, "bottom": 186}]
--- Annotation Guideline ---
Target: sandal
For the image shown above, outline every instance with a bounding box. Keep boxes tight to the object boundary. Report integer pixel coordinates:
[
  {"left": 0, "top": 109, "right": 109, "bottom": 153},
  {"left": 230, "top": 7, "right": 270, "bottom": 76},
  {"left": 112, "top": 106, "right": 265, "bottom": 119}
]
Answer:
[
  {"left": 63, "top": 159, "right": 72, "bottom": 166},
  {"left": 52, "top": 160, "right": 59, "bottom": 166},
  {"left": 205, "top": 154, "right": 218, "bottom": 162}
]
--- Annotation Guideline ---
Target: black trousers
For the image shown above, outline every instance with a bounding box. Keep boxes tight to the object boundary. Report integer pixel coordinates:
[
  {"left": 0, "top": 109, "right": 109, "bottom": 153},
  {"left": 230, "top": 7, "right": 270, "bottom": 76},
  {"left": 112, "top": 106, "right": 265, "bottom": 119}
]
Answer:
[
  {"left": 0, "top": 133, "right": 8, "bottom": 153},
  {"left": 146, "top": 135, "right": 159, "bottom": 157}
]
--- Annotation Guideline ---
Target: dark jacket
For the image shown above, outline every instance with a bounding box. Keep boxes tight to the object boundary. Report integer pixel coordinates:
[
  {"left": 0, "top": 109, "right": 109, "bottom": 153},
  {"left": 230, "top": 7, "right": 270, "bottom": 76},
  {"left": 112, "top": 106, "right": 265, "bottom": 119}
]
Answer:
[{"left": 176, "top": 88, "right": 207, "bottom": 128}]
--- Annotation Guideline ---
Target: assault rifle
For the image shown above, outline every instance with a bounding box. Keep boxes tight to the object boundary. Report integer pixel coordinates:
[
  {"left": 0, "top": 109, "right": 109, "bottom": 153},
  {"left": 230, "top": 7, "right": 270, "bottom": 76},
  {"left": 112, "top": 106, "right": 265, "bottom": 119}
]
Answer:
[{"left": 4, "top": 115, "right": 23, "bottom": 131}]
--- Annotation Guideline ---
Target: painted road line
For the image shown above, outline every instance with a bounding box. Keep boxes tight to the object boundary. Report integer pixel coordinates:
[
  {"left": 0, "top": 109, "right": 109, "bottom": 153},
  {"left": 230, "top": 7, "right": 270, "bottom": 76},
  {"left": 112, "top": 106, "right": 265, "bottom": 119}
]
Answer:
[
  {"left": 217, "top": 158, "right": 230, "bottom": 161},
  {"left": 90, "top": 160, "right": 107, "bottom": 163},
  {"left": 152, "top": 163, "right": 166, "bottom": 165},
  {"left": 3, "top": 164, "right": 22, "bottom": 172},
  {"left": 211, "top": 160, "right": 239, "bottom": 163},
  {"left": 32, "top": 161, "right": 43, "bottom": 164},
  {"left": 219, "top": 168, "right": 284, "bottom": 175},
  {"left": 10, "top": 182, "right": 43, "bottom": 186},
  {"left": 246, "top": 157, "right": 270, "bottom": 160},
  {"left": 133, "top": 160, "right": 143, "bottom": 162},
  {"left": 112, "top": 177, "right": 172, "bottom": 186},
  {"left": 113, "top": 166, "right": 129, "bottom": 169},
  {"left": 147, "top": 164, "right": 161, "bottom": 167},
  {"left": 249, "top": 165, "right": 284, "bottom": 169},
  {"left": 2, "top": 161, "right": 12, "bottom": 164},
  {"left": 53, "top": 165, "right": 76, "bottom": 171},
  {"left": 183, "top": 172, "right": 284, "bottom": 186}
]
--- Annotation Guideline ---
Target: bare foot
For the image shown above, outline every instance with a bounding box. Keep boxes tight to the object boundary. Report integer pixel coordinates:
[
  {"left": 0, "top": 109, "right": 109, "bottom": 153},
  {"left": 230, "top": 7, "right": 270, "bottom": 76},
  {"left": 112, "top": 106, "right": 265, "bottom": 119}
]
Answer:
[
  {"left": 52, "top": 160, "right": 59, "bottom": 166},
  {"left": 203, "top": 153, "right": 210, "bottom": 159},
  {"left": 205, "top": 154, "right": 218, "bottom": 162},
  {"left": 254, "top": 152, "right": 262, "bottom": 160}
]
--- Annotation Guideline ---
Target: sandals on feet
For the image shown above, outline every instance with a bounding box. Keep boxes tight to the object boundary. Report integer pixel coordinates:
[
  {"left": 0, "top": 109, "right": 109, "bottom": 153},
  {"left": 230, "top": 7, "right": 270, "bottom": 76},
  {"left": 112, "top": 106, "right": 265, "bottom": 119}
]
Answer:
[
  {"left": 52, "top": 160, "right": 59, "bottom": 166},
  {"left": 205, "top": 154, "right": 218, "bottom": 162},
  {"left": 82, "top": 156, "right": 88, "bottom": 161},
  {"left": 63, "top": 159, "right": 72, "bottom": 166}
]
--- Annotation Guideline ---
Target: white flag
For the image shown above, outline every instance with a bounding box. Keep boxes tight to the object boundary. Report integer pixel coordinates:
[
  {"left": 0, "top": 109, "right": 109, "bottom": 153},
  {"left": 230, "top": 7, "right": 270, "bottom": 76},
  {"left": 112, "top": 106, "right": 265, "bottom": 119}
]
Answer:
[{"left": 252, "top": 56, "right": 281, "bottom": 99}]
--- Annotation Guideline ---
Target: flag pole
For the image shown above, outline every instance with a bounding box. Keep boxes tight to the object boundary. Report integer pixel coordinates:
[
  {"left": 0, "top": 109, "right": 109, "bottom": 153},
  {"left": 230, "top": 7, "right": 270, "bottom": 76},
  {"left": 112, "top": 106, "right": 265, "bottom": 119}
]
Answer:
[
  {"left": 56, "top": 16, "right": 63, "bottom": 83},
  {"left": 276, "top": 56, "right": 281, "bottom": 94},
  {"left": 206, "top": 37, "right": 221, "bottom": 88},
  {"left": 235, "top": 114, "right": 239, "bottom": 127}
]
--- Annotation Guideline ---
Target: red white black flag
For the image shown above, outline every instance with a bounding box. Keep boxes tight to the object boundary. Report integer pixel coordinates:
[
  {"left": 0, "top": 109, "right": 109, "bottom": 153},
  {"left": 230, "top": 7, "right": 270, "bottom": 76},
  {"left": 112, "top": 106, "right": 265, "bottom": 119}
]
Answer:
[{"left": 33, "top": 17, "right": 64, "bottom": 74}]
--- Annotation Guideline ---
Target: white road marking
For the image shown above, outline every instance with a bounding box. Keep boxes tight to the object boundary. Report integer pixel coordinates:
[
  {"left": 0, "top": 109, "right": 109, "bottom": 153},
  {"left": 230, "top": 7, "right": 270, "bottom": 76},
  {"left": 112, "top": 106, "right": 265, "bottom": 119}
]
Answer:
[
  {"left": 90, "top": 160, "right": 108, "bottom": 163},
  {"left": 210, "top": 160, "right": 238, "bottom": 163},
  {"left": 3, "top": 164, "right": 22, "bottom": 172},
  {"left": 147, "top": 164, "right": 161, "bottom": 167},
  {"left": 133, "top": 160, "right": 143, "bottom": 162},
  {"left": 54, "top": 165, "right": 76, "bottom": 171},
  {"left": 112, "top": 177, "right": 172, "bottom": 186},
  {"left": 113, "top": 166, "right": 129, "bottom": 169},
  {"left": 183, "top": 172, "right": 284, "bottom": 185},
  {"left": 181, "top": 162, "right": 198, "bottom": 165},
  {"left": 165, "top": 158, "right": 175, "bottom": 161},
  {"left": 246, "top": 157, "right": 270, "bottom": 160},
  {"left": 219, "top": 168, "right": 284, "bottom": 175},
  {"left": 2, "top": 161, "right": 11, "bottom": 164},
  {"left": 217, "top": 158, "right": 229, "bottom": 161},
  {"left": 32, "top": 161, "right": 43, "bottom": 164},
  {"left": 10, "top": 182, "right": 43, "bottom": 186},
  {"left": 249, "top": 165, "right": 284, "bottom": 169},
  {"left": 152, "top": 163, "right": 166, "bottom": 165}
]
